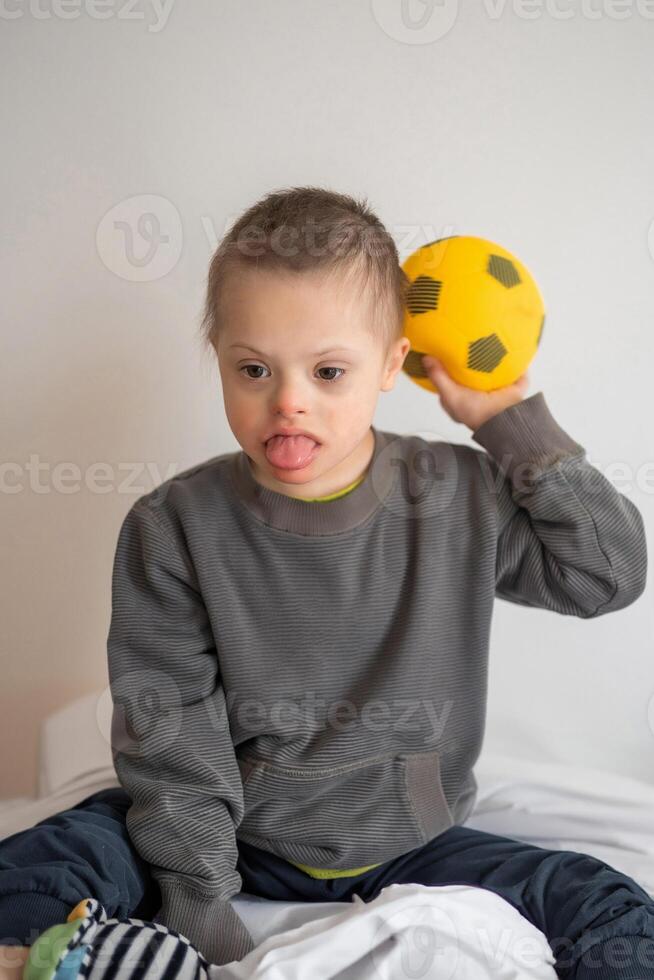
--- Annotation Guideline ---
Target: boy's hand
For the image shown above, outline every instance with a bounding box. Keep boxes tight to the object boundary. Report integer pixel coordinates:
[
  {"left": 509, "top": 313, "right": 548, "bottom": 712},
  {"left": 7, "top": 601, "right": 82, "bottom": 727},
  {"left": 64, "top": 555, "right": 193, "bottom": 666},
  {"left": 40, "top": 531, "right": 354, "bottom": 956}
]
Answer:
[
  {"left": 422, "top": 355, "right": 530, "bottom": 433},
  {"left": 0, "top": 946, "right": 30, "bottom": 980}
]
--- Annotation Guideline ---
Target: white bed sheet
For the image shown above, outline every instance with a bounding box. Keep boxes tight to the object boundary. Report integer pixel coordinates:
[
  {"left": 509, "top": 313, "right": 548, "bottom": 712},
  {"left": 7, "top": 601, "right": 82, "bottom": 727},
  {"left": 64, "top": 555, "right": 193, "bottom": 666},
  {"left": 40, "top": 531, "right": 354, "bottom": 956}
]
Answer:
[
  {"left": 2, "top": 751, "right": 654, "bottom": 977},
  {"left": 211, "top": 882, "right": 558, "bottom": 979}
]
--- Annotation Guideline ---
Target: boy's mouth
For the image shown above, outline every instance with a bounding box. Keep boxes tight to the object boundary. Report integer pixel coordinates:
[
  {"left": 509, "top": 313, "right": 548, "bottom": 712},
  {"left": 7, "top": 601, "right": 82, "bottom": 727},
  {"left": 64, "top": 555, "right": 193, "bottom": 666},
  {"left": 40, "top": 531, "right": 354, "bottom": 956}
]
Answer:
[{"left": 264, "top": 433, "right": 321, "bottom": 471}]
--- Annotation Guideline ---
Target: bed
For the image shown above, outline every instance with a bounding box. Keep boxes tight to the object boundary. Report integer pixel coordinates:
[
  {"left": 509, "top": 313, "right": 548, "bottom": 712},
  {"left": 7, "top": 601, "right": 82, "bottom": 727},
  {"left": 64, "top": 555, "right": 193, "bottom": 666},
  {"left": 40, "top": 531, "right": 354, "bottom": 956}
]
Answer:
[{"left": 2, "top": 691, "right": 653, "bottom": 978}]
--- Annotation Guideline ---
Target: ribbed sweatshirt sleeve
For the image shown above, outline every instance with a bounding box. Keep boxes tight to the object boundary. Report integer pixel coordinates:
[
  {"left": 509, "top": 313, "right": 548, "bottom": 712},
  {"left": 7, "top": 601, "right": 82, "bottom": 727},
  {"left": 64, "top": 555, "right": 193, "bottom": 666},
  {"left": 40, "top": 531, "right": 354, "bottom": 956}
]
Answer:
[
  {"left": 106, "top": 500, "right": 255, "bottom": 966},
  {"left": 471, "top": 391, "right": 648, "bottom": 618}
]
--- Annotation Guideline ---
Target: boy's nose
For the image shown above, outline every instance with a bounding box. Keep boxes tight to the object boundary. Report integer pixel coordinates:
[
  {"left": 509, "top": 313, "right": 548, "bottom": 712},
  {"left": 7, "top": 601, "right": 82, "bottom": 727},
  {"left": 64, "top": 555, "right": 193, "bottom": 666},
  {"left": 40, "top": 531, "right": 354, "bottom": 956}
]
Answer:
[{"left": 270, "top": 387, "right": 310, "bottom": 418}]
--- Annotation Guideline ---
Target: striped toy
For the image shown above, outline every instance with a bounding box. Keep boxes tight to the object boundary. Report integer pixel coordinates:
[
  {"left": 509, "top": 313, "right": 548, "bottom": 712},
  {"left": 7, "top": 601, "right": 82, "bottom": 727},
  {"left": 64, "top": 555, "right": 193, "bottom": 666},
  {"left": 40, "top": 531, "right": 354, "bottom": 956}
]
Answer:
[{"left": 22, "top": 898, "right": 211, "bottom": 980}]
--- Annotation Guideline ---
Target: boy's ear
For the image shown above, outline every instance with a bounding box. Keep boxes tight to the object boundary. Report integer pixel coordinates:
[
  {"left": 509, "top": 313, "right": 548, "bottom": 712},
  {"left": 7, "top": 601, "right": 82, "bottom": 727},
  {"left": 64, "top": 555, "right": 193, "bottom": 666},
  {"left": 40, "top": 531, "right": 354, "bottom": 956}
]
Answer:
[{"left": 381, "top": 338, "right": 411, "bottom": 390}]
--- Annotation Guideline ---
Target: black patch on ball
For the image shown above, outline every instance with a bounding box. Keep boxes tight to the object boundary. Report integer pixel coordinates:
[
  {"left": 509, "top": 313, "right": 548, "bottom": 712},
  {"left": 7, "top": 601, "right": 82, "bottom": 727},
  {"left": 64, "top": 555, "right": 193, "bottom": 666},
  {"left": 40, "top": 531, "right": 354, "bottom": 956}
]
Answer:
[
  {"left": 468, "top": 334, "right": 508, "bottom": 373},
  {"left": 406, "top": 276, "right": 442, "bottom": 314},
  {"left": 402, "top": 349, "right": 431, "bottom": 378},
  {"left": 487, "top": 255, "right": 521, "bottom": 289},
  {"left": 422, "top": 236, "right": 459, "bottom": 249}
]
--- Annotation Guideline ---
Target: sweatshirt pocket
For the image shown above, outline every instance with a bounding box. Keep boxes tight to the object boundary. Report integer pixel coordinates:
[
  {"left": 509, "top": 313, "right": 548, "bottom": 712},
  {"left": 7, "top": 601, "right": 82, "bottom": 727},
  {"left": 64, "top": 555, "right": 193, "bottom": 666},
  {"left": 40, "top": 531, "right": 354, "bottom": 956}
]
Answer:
[{"left": 236, "top": 748, "right": 454, "bottom": 868}]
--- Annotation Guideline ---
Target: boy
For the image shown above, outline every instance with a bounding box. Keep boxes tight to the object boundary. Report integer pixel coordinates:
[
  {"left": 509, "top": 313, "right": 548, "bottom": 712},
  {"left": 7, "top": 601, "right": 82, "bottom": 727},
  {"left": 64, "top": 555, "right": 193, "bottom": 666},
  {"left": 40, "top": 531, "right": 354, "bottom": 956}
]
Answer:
[{"left": 0, "top": 186, "right": 651, "bottom": 979}]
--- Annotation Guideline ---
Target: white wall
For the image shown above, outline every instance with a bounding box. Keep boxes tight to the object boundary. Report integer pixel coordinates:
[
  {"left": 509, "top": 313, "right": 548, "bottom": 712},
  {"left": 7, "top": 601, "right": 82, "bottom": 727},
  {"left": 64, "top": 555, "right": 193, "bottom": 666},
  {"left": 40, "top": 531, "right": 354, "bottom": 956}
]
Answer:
[{"left": 2, "top": 0, "right": 653, "bottom": 797}]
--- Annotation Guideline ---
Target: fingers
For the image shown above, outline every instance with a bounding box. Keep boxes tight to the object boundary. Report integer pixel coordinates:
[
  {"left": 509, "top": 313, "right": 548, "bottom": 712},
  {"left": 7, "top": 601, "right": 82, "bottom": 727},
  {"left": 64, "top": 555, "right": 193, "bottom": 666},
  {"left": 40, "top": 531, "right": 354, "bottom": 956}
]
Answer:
[
  {"left": 423, "top": 354, "right": 530, "bottom": 396},
  {"left": 422, "top": 355, "right": 448, "bottom": 386}
]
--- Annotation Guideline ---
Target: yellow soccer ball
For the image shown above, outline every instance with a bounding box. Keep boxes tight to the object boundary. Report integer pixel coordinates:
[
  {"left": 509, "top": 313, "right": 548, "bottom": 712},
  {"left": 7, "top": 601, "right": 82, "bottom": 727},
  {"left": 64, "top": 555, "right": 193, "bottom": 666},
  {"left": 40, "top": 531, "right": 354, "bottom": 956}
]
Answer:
[{"left": 401, "top": 235, "right": 545, "bottom": 393}]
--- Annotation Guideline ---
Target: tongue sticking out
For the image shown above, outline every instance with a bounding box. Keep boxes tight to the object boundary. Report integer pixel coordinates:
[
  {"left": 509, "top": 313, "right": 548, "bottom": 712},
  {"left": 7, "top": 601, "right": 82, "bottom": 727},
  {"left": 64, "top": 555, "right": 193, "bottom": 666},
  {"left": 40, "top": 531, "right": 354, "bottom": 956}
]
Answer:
[{"left": 265, "top": 434, "right": 318, "bottom": 469}]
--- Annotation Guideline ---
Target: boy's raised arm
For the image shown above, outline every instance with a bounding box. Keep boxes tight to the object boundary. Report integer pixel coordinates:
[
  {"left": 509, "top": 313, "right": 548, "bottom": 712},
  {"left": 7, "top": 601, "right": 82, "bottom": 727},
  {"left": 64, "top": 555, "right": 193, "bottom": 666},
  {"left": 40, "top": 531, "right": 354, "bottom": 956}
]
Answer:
[
  {"left": 107, "top": 500, "right": 255, "bottom": 966},
  {"left": 471, "top": 392, "right": 648, "bottom": 617}
]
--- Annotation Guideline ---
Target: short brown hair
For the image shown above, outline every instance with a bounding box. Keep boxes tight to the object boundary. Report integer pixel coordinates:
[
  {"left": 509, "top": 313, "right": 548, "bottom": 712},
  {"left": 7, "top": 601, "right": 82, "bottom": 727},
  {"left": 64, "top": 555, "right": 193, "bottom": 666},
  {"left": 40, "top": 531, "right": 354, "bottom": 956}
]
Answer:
[{"left": 198, "top": 185, "right": 410, "bottom": 358}]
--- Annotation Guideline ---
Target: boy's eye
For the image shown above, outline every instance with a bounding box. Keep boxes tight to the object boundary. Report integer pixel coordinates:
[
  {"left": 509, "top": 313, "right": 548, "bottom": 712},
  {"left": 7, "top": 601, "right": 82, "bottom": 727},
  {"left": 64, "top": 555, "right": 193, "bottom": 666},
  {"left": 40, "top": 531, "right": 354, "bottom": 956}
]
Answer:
[
  {"left": 317, "top": 367, "right": 346, "bottom": 383},
  {"left": 240, "top": 365, "right": 268, "bottom": 380},
  {"left": 239, "top": 365, "right": 346, "bottom": 384}
]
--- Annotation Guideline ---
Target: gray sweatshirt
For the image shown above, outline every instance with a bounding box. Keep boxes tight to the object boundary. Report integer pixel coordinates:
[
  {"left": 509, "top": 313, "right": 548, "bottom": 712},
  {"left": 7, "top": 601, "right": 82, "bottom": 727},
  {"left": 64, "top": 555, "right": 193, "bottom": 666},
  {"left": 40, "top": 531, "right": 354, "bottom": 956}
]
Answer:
[{"left": 106, "top": 392, "right": 647, "bottom": 965}]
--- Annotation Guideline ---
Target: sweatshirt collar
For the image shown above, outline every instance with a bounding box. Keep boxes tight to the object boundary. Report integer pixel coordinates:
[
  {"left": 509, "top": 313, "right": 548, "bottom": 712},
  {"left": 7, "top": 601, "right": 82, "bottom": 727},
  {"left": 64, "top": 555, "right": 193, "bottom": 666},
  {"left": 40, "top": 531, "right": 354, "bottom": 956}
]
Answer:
[{"left": 228, "top": 425, "right": 396, "bottom": 535}]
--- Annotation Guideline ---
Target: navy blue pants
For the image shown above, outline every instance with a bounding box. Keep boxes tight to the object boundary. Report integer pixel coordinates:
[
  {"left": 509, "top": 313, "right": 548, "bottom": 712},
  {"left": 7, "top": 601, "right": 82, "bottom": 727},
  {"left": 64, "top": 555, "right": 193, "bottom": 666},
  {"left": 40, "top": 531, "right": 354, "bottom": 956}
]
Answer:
[{"left": 1, "top": 787, "right": 654, "bottom": 979}]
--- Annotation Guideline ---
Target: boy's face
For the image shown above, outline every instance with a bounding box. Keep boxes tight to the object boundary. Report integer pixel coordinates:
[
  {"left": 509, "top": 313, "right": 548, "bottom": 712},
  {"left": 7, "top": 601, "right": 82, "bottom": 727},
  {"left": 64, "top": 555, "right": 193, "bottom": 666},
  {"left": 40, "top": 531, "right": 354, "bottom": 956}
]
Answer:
[{"left": 215, "top": 266, "right": 410, "bottom": 499}]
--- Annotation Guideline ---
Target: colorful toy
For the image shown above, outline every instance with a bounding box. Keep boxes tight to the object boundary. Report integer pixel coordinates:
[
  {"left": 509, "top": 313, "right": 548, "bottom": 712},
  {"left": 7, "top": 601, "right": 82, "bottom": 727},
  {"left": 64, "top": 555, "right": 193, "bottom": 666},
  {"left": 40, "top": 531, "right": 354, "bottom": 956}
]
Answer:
[
  {"left": 22, "top": 898, "right": 210, "bottom": 980},
  {"left": 401, "top": 235, "right": 545, "bottom": 393}
]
